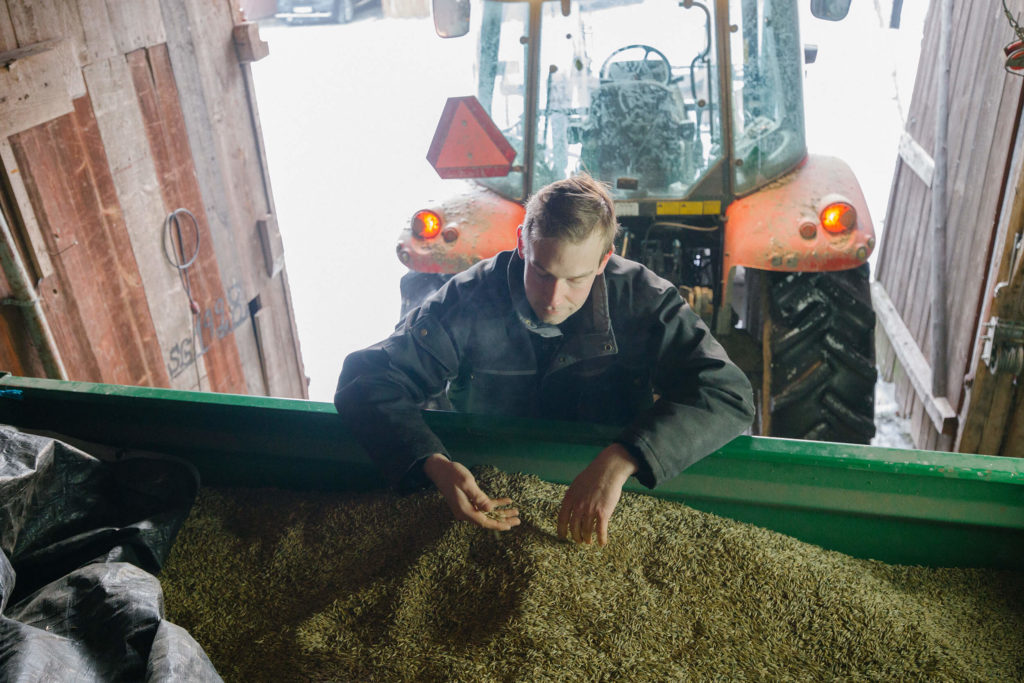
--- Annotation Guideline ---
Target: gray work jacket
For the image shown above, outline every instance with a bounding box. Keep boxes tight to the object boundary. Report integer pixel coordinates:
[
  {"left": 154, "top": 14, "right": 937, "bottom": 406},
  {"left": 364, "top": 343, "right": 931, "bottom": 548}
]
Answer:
[{"left": 335, "top": 250, "right": 754, "bottom": 492}]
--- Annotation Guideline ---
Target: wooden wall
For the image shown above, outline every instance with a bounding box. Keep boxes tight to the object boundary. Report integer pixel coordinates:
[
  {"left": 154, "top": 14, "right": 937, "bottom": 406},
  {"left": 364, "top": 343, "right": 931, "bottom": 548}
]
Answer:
[
  {"left": 0, "top": 0, "right": 307, "bottom": 398},
  {"left": 875, "top": 0, "right": 1023, "bottom": 453}
]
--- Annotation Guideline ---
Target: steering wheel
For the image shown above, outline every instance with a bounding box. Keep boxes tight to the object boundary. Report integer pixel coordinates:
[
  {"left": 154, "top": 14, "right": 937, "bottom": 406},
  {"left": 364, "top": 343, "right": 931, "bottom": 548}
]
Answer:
[{"left": 599, "top": 44, "right": 673, "bottom": 84}]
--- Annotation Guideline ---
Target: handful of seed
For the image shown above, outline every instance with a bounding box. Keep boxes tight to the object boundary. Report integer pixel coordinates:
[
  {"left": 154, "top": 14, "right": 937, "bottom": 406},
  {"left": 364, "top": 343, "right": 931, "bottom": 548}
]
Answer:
[
  {"left": 483, "top": 507, "right": 511, "bottom": 522},
  {"left": 160, "top": 467, "right": 1024, "bottom": 682}
]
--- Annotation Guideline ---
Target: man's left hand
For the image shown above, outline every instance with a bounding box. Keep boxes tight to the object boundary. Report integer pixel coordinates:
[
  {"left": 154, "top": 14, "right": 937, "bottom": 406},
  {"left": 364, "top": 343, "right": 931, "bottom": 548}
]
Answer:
[{"left": 557, "top": 443, "right": 639, "bottom": 546}]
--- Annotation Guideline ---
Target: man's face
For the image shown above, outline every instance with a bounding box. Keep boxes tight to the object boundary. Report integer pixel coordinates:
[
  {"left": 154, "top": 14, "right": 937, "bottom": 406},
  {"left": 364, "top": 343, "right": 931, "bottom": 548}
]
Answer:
[{"left": 517, "top": 225, "right": 612, "bottom": 326}]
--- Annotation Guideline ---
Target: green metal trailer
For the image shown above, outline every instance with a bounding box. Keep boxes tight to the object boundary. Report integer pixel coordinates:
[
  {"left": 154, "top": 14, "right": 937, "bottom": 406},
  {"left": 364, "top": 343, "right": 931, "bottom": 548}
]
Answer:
[{"left": 0, "top": 372, "right": 1020, "bottom": 570}]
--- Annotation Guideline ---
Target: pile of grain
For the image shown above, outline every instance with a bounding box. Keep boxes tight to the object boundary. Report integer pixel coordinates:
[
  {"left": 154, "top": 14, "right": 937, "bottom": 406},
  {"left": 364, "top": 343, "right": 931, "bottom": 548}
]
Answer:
[{"left": 160, "top": 467, "right": 1024, "bottom": 682}]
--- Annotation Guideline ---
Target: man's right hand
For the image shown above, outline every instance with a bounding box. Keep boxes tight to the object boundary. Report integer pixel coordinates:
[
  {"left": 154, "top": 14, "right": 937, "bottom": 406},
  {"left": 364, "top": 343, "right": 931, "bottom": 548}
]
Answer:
[{"left": 422, "top": 454, "right": 521, "bottom": 531}]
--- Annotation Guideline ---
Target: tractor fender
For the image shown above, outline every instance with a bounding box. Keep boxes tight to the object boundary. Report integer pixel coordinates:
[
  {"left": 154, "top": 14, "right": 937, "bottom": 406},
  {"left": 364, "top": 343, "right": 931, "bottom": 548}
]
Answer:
[
  {"left": 723, "top": 155, "right": 876, "bottom": 278},
  {"left": 397, "top": 181, "right": 525, "bottom": 275}
]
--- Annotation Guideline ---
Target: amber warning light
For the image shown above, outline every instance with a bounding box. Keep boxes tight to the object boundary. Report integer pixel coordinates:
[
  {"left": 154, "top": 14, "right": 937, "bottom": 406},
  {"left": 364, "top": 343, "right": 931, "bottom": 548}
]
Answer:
[
  {"left": 820, "top": 202, "right": 856, "bottom": 234},
  {"left": 412, "top": 210, "right": 442, "bottom": 239}
]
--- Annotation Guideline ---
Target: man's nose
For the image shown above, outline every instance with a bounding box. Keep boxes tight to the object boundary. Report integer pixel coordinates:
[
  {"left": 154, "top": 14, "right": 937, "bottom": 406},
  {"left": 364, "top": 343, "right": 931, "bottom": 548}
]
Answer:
[{"left": 544, "top": 279, "right": 567, "bottom": 307}]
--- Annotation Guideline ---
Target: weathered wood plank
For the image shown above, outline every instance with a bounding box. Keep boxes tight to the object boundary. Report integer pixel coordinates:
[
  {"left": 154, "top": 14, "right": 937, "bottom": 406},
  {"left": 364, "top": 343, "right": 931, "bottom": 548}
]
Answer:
[
  {"left": 83, "top": 55, "right": 201, "bottom": 389},
  {"left": 73, "top": 0, "right": 119, "bottom": 65},
  {"left": 220, "top": 0, "right": 306, "bottom": 399},
  {"left": 257, "top": 213, "right": 284, "bottom": 277},
  {"left": 878, "top": 0, "right": 1024, "bottom": 451},
  {"left": 897, "top": 132, "right": 933, "bottom": 187},
  {"left": 977, "top": 366, "right": 1017, "bottom": 454},
  {"left": 232, "top": 21, "right": 268, "bottom": 63},
  {"left": 898, "top": 173, "right": 931, "bottom": 347},
  {"left": 874, "top": 319, "right": 895, "bottom": 382},
  {"left": 5, "top": 0, "right": 86, "bottom": 97},
  {"left": 0, "top": 40, "right": 75, "bottom": 138},
  {"left": 8, "top": 103, "right": 160, "bottom": 384},
  {"left": 0, "top": 139, "right": 54, "bottom": 280},
  {"left": 130, "top": 44, "right": 249, "bottom": 394},
  {"left": 61, "top": 98, "right": 166, "bottom": 383},
  {"left": 1002, "top": 385, "right": 1024, "bottom": 457},
  {"left": 909, "top": 397, "right": 926, "bottom": 448},
  {"left": 942, "top": 6, "right": 1019, "bottom": 408},
  {"left": 871, "top": 281, "right": 957, "bottom": 435},
  {"left": 878, "top": 0, "right": 940, "bottom": 435},
  {"left": 0, "top": 3, "right": 17, "bottom": 52},
  {"left": 158, "top": 0, "right": 269, "bottom": 396},
  {"left": 957, "top": 72, "right": 1024, "bottom": 453},
  {"left": 106, "top": 0, "right": 165, "bottom": 53},
  {"left": 158, "top": 0, "right": 306, "bottom": 398},
  {"left": 8, "top": 125, "right": 98, "bottom": 381}
]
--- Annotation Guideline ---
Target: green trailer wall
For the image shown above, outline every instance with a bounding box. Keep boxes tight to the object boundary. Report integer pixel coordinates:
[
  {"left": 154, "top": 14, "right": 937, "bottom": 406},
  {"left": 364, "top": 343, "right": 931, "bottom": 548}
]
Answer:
[{"left": 0, "top": 374, "right": 1020, "bottom": 569}]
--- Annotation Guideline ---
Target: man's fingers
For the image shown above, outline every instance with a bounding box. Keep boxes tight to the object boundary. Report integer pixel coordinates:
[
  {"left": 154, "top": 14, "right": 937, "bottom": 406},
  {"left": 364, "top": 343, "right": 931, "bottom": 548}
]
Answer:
[
  {"left": 482, "top": 507, "right": 520, "bottom": 521},
  {"left": 597, "top": 514, "right": 610, "bottom": 547},
  {"left": 477, "top": 506, "right": 521, "bottom": 530},
  {"left": 572, "top": 505, "right": 587, "bottom": 544},
  {"left": 468, "top": 489, "right": 492, "bottom": 512},
  {"left": 557, "top": 495, "right": 572, "bottom": 540}
]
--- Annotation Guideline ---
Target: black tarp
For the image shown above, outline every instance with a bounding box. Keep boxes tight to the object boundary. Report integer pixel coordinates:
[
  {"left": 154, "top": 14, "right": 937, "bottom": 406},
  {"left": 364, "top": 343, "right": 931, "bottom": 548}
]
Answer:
[{"left": 0, "top": 426, "right": 221, "bottom": 681}]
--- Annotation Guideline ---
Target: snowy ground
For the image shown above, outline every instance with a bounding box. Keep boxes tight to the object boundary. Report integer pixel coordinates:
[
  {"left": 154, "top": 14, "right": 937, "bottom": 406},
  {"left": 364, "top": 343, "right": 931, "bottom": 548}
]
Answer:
[{"left": 252, "top": 1, "right": 925, "bottom": 448}]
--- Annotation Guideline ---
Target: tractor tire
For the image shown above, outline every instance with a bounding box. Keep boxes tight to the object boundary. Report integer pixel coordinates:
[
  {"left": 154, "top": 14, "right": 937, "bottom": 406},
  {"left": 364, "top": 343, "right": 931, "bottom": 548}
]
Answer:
[
  {"left": 400, "top": 271, "right": 451, "bottom": 319},
  {"left": 759, "top": 265, "right": 877, "bottom": 444}
]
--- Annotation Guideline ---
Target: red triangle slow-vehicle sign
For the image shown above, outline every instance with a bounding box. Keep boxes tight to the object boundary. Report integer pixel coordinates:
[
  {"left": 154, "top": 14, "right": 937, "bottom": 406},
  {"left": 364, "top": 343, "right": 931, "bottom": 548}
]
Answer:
[{"left": 426, "top": 96, "right": 517, "bottom": 179}]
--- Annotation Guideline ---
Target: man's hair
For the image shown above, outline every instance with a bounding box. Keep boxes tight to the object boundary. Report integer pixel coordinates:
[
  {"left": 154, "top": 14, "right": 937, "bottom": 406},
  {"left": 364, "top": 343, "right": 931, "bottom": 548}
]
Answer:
[{"left": 522, "top": 173, "right": 619, "bottom": 252}]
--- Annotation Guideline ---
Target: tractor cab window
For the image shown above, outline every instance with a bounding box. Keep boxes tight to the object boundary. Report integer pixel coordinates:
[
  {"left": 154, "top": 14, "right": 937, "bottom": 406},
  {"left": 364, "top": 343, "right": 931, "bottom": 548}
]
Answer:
[
  {"left": 471, "top": 1, "right": 531, "bottom": 200},
  {"left": 473, "top": 0, "right": 724, "bottom": 201},
  {"left": 728, "top": 0, "right": 807, "bottom": 195}
]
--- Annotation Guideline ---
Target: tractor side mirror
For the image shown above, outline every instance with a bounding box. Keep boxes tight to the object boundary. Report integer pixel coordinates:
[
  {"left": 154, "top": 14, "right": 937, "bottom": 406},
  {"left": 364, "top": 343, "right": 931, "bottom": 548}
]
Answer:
[
  {"left": 432, "top": 0, "right": 471, "bottom": 38},
  {"left": 809, "top": 0, "right": 851, "bottom": 21}
]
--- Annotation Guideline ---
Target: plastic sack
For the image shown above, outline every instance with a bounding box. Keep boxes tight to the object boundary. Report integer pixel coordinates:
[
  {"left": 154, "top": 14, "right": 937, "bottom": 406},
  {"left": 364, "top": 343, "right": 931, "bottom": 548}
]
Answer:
[{"left": 0, "top": 426, "right": 221, "bottom": 681}]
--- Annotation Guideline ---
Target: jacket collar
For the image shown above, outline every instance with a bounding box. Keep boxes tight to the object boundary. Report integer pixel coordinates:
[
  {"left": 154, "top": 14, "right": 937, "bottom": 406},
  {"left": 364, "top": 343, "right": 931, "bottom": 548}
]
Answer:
[{"left": 506, "top": 250, "right": 618, "bottom": 361}]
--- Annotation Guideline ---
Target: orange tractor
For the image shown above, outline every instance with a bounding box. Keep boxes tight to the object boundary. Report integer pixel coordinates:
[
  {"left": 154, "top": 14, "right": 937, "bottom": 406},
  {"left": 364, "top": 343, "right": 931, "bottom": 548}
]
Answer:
[{"left": 396, "top": 0, "right": 877, "bottom": 443}]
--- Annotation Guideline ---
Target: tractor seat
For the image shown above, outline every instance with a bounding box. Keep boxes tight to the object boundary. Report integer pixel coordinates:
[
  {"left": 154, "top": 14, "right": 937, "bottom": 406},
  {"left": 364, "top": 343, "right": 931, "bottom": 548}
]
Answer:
[{"left": 580, "top": 80, "right": 688, "bottom": 191}]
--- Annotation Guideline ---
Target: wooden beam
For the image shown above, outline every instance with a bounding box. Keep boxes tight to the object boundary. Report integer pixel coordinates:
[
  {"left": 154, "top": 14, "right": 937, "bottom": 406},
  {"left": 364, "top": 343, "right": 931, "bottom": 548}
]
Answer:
[
  {"left": 0, "top": 3, "right": 17, "bottom": 52},
  {"left": 257, "top": 213, "right": 284, "bottom": 278},
  {"left": 232, "top": 21, "right": 269, "bottom": 63},
  {"left": 4, "top": 2, "right": 86, "bottom": 98},
  {"left": 0, "top": 139, "right": 54, "bottom": 280},
  {"left": 158, "top": 0, "right": 267, "bottom": 396},
  {"left": 106, "top": 0, "right": 166, "bottom": 53},
  {"left": 83, "top": 55, "right": 198, "bottom": 390},
  {"left": 871, "top": 281, "right": 958, "bottom": 435},
  {"left": 957, "top": 76, "right": 1024, "bottom": 454},
  {"left": 0, "top": 40, "right": 75, "bottom": 138},
  {"left": 75, "top": 0, "right": 119, "bottom": 66},
  {"left": 898, "top": 131, "right": 934, "bottom": 187}
]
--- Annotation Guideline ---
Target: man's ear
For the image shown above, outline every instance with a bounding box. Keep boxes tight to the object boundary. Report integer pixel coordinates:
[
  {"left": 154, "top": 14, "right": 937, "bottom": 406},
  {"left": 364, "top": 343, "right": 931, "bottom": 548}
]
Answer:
[
  {"left": 516, "top": 225, "right": 525, "bottom": 259},
  {"left": 596, "top": 247, "right": 613, "bottom": 275}
]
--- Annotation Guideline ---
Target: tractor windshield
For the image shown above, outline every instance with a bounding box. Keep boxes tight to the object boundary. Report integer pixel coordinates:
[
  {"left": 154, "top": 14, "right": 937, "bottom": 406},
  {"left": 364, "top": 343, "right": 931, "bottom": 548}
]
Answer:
[
  {"left": 469, "top": 0, "right": 805, "bottom": 201},
  {"left": 729, "top": 0, "right": 806, "bottom": 195}
]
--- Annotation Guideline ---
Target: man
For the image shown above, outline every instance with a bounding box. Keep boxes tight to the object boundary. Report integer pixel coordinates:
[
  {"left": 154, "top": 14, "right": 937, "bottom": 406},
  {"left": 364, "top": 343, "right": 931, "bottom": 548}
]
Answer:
[{"left": 336, "top": 174, "right": 754, "bottom": 546}]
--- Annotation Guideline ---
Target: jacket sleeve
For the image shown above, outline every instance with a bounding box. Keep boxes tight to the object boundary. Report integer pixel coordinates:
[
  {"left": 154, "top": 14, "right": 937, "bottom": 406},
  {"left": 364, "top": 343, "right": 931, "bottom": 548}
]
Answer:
[
  {"left": 614, "top": 287, "right": 755, "bottom": 489},
  {"left": 334, "top": 308, "right": 462, "bottom": 492}
]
